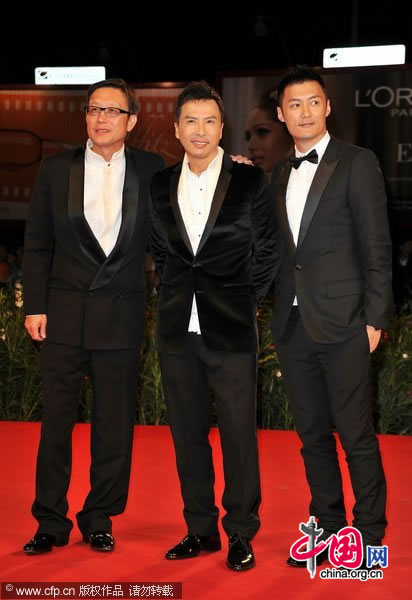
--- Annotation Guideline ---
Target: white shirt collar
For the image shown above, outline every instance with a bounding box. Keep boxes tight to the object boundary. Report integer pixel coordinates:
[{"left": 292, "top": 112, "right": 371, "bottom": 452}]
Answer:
[
  {"left": 295, "top": 131, "right": 330, "bottom": 161},
  {"left": 85, "top": 138, "right": 125, "bottom": 165},
  {"left": 183, "top": 146, "right": 224, "bottom": 178}
]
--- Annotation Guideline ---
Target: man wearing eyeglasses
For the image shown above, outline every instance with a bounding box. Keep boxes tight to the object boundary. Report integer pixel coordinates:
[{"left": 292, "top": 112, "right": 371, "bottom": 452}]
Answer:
[{"left": 23, "top": 79, "right": 164, "bottom": 555}]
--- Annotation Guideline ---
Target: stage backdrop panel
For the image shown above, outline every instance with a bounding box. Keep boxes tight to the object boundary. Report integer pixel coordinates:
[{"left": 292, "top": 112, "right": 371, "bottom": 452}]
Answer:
[
  {"left": 221, "top": 66, "right": 412, "bottom": 221},
  {"left": 0, "top": 86, "right": 184, "bottom": 221}
]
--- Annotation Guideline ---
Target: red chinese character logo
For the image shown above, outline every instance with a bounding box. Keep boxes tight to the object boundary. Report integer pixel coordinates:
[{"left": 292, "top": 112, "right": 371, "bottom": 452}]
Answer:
[
  {"left": 328, "top": 527, "right": 363, "bottom": 569},
  {"left": 290, "top": 519, "right": 364, "bottom": 577},
  {"left": 290, "top": 534, "right": 328, "bottom": 561}
]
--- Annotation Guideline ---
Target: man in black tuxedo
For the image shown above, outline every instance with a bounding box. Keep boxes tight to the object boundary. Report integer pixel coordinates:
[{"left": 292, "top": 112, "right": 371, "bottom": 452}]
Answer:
[
  {"left": 150, "top": 82, "right": 278, "bottom": 571},
  {"left": 23, "top": 79, "right": 164, "bottom": 554},
  {"left": 270, "top": 66, "right": 392, "bottom": 566}
]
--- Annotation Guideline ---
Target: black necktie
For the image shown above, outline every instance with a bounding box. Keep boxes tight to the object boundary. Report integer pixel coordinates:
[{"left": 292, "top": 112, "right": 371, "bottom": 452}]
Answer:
[{"left": 289, "top": 149, "right": 318, "bottom": 169}]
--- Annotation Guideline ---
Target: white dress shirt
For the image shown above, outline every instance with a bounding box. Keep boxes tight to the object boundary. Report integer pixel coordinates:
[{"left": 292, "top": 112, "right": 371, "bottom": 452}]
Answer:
[
  {"left": 286, "top": 132, "right": 330, "bottom": 304},
  {"left": 84, "top": 138, "right": 125, "bottom": 256},
  {"left": 178, "top": 146, "right": 224, "bottom": 333}
]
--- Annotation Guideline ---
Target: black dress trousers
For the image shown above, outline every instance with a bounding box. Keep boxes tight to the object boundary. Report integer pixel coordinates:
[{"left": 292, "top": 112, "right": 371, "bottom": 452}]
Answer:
[
  {"left": 275, "top": 308, "right": 387, "bottom": 545},
  {"left": 159, "top": 333, "right": 261, "bottom": 540},
  {"left": 32, "top": 341, "right": 139, "bottom": 541}
]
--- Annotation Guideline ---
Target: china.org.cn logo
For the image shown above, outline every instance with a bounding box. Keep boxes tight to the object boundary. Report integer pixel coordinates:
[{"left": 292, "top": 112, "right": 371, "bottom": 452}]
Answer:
[{"left": 290, "top": 516, "right": 388, "bottom": 580}]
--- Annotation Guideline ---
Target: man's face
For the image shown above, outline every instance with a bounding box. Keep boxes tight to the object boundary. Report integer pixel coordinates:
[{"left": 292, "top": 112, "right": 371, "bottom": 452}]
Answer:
[
  {"left": 86, "top": 87, "right": 137, "bottom": 158},
  {"left": 174, "top": 99, "right": 223, "bottom": 167},
  {"left": 277, "top": 80, "right": 331, "bottom": 152}
]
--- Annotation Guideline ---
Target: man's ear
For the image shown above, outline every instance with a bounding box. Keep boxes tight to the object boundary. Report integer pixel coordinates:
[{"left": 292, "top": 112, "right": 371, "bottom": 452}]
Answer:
[
  {"left": 277, "top": 106, "right": 285, "bottom": 123},
  {"left": 127, "top": 114, "right": 137, "bottom": 132}
]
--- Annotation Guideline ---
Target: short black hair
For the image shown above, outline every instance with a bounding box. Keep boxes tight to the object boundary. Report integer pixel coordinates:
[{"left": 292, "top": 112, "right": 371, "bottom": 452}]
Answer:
[
  {"left": 277, "top": 65, "right": 327, "bottom": 107},
  {"left": 86, "top": 78, "right": 139, "bottom": 114},
  {"left": 175, "top": 80, "right": 224, "bottom": 122}
]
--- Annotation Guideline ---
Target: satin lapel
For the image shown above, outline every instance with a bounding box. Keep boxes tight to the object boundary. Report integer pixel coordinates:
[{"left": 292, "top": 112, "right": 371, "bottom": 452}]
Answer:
[
  {"left": 297, "top": 139, "right": 339, "bottom": 249},
  {"left": 68, "top": 147, "right": 106, "bottom": 265},
  {"left": 196, "top": 154, "right": 232, "bottom": 255},
  {"left": 276, "top": 160, "right": 296, "bottom": 256},
  {"left": 89, "top": 147, "right": 140, "bottom": 290},
  {"left": 170, "top": 164, "right": 193, "bottom": 255}
]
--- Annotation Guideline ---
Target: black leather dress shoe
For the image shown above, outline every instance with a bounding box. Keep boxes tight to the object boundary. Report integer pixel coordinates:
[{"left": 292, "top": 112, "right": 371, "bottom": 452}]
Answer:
[
  {"left": 23, "top": 533, "right": 67, "bottom": 555},
  {"left": 226, "top": 531, "right": 255, "bottom": 571},
  {"left": 84, "top": 531, "right": 115, "bottom": 552},
  {"left": 165, "top": 532, "right": 221, "bottom": 559},
  {"left": 287, "top": 546, "right": 329, "bottom": 568}
]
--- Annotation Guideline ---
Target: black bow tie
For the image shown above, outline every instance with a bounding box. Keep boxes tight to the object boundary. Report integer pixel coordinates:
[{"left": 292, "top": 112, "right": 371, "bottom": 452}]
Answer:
[{"left": 289, "top": 149, "right": 318, "bottom": 169}]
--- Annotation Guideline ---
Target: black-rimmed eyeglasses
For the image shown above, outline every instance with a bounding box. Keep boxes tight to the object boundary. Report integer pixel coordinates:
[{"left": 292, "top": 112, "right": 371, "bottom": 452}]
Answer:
[{"left": 84, "top": 105, "right": 131, "bottom": 118}]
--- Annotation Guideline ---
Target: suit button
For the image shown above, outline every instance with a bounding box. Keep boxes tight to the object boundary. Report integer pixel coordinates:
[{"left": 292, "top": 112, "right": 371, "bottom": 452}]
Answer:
[
  {"left": 192, "top": 262, "right": 201, "bottom": 268},
  {"left": 295, "top": 264, "right": 302, "bottom": 271}
]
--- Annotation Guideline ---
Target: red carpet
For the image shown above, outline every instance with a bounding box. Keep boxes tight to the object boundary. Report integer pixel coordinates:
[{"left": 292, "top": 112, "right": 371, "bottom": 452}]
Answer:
[{"left": 0, "top": 422, "right": 410, "bottom": 599}]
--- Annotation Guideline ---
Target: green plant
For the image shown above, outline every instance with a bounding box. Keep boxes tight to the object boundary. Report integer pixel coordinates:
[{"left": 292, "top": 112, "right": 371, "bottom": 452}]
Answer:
[
  {"left": 137, "top": 294, "right": 168, "bottom": 425},
  {"left": 257, "top": 298, "right": 293, "bottom": 429},
  {"left": 0, "top": 284, "right": 43, "bottom": 420},
  {"left": 372, "top": 312, "right": 412, "bottom": 434},
  {"left": 1, "top": 284, "right": 411, "bottom": 434}
]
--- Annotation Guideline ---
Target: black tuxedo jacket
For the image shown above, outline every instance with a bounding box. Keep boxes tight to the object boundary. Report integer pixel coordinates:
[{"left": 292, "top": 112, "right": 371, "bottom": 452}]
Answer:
[
  {"left": 149, "top": 153, "right": 279, "bottom": 354},
  {"left": 23, "top": 146, "right": 164, "bottom": 349},
  {"left": 270, "top": 136, "right": 393, "bottom": 344}
]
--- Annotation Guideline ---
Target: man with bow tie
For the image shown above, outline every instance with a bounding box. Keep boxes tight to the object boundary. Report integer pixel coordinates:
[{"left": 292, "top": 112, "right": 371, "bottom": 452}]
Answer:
[
  {"left": 22, "top": 79, "right": 164, "bottom": 555},
  {"left": 270, "top": 65, "right": 392, "bottom": 567}
]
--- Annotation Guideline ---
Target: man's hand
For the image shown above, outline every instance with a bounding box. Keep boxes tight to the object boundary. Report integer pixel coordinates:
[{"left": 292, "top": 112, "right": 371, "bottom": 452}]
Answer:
[
  {"left": 230, "top": 154, "right": 254, "bottom": 165},
  {"left": 25, "top": 315, "right": 47, "bottom": 341},
  {"left": 366, "top": 325, "right": 381, "bottom": 353}
]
